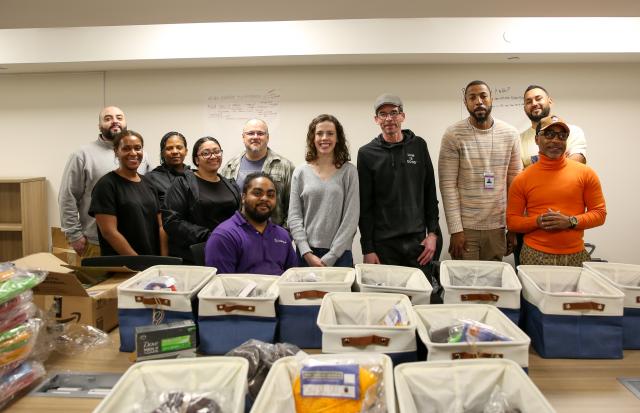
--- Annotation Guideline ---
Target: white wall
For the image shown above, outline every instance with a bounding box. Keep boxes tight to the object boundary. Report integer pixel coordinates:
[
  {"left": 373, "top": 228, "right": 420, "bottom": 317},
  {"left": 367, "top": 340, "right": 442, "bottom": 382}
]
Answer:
[{"left": 1, "top": 63, "right": 638, "bottom": 263}]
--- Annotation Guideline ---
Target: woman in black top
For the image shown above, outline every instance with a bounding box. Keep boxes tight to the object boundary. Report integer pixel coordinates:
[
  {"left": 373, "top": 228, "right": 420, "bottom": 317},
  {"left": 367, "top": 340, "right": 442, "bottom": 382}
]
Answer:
[
  {"left": 89, "top": 131, "right": 168, "bottom": 256},
  {"left": 146, "top": 131, "right": 191, "bottom": 204},
  {"left": 162, "top": 137, "right": 240, "bottom": 263}
]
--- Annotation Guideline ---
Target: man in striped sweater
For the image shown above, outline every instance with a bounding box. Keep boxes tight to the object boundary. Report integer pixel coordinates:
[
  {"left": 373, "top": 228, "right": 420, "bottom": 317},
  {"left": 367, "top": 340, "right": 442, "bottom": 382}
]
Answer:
[{"left": 439, "top": 80, "right": 523, "bottom": 261}]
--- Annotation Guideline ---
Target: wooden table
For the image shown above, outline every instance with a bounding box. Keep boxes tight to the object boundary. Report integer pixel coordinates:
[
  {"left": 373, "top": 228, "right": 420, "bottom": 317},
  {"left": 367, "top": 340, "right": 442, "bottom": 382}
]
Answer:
[{"left": 7, "top": 330, "right": 640, "bottom": 412}]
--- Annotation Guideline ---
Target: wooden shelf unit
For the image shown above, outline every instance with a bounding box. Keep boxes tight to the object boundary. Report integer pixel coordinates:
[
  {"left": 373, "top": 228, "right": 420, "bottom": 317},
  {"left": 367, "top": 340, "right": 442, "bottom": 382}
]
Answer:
[{"left": 0, "top": 177, "right": 48, "bottom": 261}]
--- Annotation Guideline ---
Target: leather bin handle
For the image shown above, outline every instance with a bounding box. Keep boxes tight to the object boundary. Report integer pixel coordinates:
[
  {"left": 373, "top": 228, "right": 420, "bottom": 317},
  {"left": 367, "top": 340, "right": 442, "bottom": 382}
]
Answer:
[
  {"left": 341, "top": 335, "right": 390, "bottom": 347},
  {"left": 216, "top": 304, "right": 256, "bottom": 313},
  {"left": 460, "top": 293, "right": 499, "bottom": 302},
  {"left": 294, "top": 290, "right": 328, "bottom": 300},
  {"left": 452, "top": 352, "right": 503, "bottom": 360},
  {"left": 135, "top": 296, "right": 171, "bottom": 306},
  {"left": 562, "top": 301, "right": 605, "bottom": 311}
]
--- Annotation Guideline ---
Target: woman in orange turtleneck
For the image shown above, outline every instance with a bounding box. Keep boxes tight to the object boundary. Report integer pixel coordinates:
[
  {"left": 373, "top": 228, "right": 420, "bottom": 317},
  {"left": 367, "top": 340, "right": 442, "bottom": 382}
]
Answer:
[{"left": 506, "top": 116, "right": 606, "bottom": 266}]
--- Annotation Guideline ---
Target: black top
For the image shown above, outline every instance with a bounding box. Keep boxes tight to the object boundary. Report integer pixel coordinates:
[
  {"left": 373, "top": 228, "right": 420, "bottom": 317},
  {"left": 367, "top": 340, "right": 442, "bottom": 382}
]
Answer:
[
  {"left": 357, "top": 129, "right": 439, "bottom": 254},
  {"left": 89, "top": 171, "right": 160, "bottom": 256},
  {"left": 162, "top": 170, "right": 240, "bottom": 263},
  {"left": 145, "top": 164, "right": 191, "bottom": 204}
]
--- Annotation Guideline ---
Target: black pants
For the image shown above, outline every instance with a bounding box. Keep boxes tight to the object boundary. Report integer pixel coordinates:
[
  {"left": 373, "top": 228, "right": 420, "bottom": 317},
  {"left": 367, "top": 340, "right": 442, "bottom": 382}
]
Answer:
[{"left": 374, "top": 226, "right": 444, "bottom": 303}]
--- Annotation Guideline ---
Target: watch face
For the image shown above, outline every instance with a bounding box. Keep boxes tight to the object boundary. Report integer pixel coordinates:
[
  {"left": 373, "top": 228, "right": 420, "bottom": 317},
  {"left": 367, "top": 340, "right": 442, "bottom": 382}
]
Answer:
[{"left": 570, "top": 216, "right": 578, "bottom": 227}]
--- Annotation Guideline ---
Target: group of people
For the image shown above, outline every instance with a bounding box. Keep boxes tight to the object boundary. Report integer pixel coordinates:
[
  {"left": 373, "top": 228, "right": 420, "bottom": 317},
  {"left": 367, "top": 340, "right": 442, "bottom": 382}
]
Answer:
[{"left": 58, "top": 80, "right": 606, "bottom": 279}]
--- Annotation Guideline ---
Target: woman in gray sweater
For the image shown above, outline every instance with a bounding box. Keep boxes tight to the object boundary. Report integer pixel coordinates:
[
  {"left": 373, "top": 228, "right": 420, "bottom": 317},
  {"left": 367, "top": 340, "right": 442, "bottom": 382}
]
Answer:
[{"left": 288, "top": 114, "right": 359, "bottom": 267}]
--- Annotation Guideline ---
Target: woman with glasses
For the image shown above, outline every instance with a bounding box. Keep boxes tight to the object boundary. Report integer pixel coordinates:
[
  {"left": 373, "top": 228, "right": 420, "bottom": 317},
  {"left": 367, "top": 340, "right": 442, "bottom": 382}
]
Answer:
[
  {"left": 162, "top": 136, "right": 240, "bottom": 263},
  {"left": 288, "top": 114, "right": 359, "bottom": 267},
  {"left": 89, "top": 131, "right": 168, "bottom": 256},
  {"left": 146, "top": 131, "right": 190, "bottom": 204}
]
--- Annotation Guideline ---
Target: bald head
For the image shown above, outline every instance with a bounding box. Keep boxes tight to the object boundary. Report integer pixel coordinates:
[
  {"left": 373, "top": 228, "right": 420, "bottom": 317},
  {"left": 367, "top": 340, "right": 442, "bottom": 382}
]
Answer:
[
  {"left": 99, "top": 106, "right": 127, "bottom": 140},
  {"left": 242, "top": 118, "right": 270, "bottom": 160}
]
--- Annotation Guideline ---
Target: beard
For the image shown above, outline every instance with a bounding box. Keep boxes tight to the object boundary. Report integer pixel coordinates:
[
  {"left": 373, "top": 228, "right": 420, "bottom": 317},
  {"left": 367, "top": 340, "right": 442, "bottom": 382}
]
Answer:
[
  {"left": 526, "top": 104, "right": 551, "bottom": 122},
  {"left": 244, "top": 203, "right": 273, "bottom": 223},
  {"left": 100, "top": 124, "right": 127, "bottom": 140},
  {"left": 469, "top": 105, "right": 493, "bottom": 123}
]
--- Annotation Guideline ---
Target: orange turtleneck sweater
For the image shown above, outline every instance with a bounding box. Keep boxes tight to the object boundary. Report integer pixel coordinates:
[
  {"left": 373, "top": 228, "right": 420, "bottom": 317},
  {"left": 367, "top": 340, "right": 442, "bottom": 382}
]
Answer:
[{"left": 506, "top": 153, "right": 606, "bottom": 254}]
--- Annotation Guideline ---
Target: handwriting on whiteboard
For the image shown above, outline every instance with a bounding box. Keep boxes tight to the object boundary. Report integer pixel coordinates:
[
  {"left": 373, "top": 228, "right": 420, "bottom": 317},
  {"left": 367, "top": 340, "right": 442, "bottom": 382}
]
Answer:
[
  {"left": 207, "top": 89, "right": 280, "bottom": 121},
  {"left": 492, "top": 86, "right": 523, "bottom": 109}
]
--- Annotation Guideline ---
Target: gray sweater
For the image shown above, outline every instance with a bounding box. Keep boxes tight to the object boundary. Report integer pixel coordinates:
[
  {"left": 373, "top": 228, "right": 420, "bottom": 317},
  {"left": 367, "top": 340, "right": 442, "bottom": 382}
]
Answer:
[
  {"left": 58, "top": 137, "right": 150, "bottom": 244},
  {"left": 288, "top": 162, "right": 359, "bottom": 266}
]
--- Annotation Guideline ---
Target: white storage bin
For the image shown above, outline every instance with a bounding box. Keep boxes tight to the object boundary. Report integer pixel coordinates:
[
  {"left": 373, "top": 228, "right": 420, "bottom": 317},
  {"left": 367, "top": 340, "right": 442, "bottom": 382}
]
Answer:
[
  {"left": 414, "top": 304, "right": 530, "bottom": 368},
  {"left": 317, "top": 292, "right": 418, "bottom": 364},
  {"left": 197, "top": 274, "right": 279, "bottom": 354},
  {"left": 518, "top": 265, "right": 624, "bottom": 358},
  {"left": 583, "top": 262, "right": 640, "bottom": 349},
  {"left": 117, "top": 265, "right": 215, "bottom": 352},
  {"left": 251, "top": 352, "right": 396, "bottom": 413},
  {"left": 394, "top": 359, "right": 556, "bottom": 413},
  {"left": 277, "top": 267, "right": 355, "bottom": 348},
  {"left": 355, "top": 263, "right": 433, "bottom": 304},
  {"left": 440, "top": 260, "right": 522, "bottom": 324},
  {"left": 94, "top": 356, "right": 248, "bottom": 413}
]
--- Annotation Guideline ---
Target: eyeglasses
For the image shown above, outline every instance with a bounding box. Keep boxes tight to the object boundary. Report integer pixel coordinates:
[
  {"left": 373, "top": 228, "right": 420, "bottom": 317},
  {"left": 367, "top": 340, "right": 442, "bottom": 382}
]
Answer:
[
  {"left": 243, "top": 131, "right": 267, "bottom": 137},
  {"left": 539, "top": 130, "right": 569, "bottom": 141},
  {"left": 377, "top": 110, "right": 402, "bottom": 119},
  {"left": 198, "top": 149, "right": 223, "bottom": 159}
]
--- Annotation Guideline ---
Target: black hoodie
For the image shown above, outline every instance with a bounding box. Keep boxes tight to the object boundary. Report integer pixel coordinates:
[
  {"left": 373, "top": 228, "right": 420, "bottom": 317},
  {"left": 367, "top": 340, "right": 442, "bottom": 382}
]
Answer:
[{"left": 357, "top": 129, "right": 439, "bottom": 254}]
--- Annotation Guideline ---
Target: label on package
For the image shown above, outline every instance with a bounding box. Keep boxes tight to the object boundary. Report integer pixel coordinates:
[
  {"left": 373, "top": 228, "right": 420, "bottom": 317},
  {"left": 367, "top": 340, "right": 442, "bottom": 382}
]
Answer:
[{"left": 300, "top": 364, "right": 360, "bottom": 399}]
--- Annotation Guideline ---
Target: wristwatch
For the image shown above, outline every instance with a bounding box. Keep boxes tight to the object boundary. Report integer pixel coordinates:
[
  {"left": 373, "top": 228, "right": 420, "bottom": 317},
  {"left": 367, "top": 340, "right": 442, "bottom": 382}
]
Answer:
[{"left": 568, "top": 216, "right": 578, "bottom": 229}]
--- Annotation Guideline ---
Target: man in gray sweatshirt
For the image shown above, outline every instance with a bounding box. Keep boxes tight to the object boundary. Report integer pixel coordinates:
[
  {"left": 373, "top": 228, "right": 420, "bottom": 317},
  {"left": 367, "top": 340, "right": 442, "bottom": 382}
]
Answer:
[{"left": 58, "top": 106, "right": 150, "bottom": 257}]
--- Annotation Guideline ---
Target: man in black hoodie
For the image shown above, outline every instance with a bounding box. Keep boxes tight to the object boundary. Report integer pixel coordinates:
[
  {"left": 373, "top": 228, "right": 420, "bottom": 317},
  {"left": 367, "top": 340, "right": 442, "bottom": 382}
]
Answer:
[{"left": 357, "top": 94, "right": 441, "bottom": 276}]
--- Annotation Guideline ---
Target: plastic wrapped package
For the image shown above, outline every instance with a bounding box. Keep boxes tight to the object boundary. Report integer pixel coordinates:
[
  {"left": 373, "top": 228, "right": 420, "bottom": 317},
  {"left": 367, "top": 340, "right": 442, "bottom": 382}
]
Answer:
[
  {"left": 225, "top": 339, "right": 300, "bottom": 401},
  {"left": 414, "top": 304, "right": 530, "bottom": 368},
  {"left": 94, "top": 357, "right": 249, "bottom": 413},
  {"left": 0, "top": 268, "right": 47, "bottom": 305},
  {"left": 0, "top": 263, "right": 15, "bottom": 283},
  {"left": 251, "top": 352, "right": 396, "bottom": 413},
  {"left": 55, "top": 324, "right": 112, "bottom": 356},
  {"left": 0, "top": 360, "right": 46, "bottom": 409},
  {"left": 137, "top": 390, "right": 231, "bottom": 413},
  {"left": 0, "top": 319, "right": 42, "bottom": 375},
  {"left": 0, "top": 291, "right": 37, "bottom": 332}
]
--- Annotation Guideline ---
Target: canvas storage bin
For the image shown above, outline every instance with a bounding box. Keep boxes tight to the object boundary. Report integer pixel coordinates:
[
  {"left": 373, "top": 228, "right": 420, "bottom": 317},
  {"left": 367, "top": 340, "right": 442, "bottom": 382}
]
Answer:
[
  {"left": 94, "top": 357, "right": 248, "bottom": 413},
  {"left": 583, "top": 262, "right": 640, "bottom": 349},
  {"left": 198, "top": 274, "right": 279, "bottom": 354},
  {"left": 250, "top": 352, "right": 396, "bottom": 413},
  {"left": 355, "top": 263, "right": 433, "bottom": 304},
  {"left": 440, "top": 260, "right": 522, "bottom": 324},
  {"left": 518, "top": 265, "right": 624, "bottom": 358},
  {"left": 117, "top": 265, "right": 215, "bottom": 352},
  {"left": 317, "top": 292, "right": 418, "bottom": 364},
  {"left": 277, "top": 267, "right": 355, "bottom": 348},
  {"left": 394, "top": 359, "right": 556, "bottom": 413},
  {"left": 414, "top": 304, "right": 530, "bottom": 368}
]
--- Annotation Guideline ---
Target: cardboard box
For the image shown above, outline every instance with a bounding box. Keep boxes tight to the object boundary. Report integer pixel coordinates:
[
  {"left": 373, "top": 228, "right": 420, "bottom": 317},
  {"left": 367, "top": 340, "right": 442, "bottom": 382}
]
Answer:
[
  {"left": 50, "top": 227, "right": 79, "bottom": 266},
  {"left": 12, "top": 252, "right": 136, "bottom": 332}
]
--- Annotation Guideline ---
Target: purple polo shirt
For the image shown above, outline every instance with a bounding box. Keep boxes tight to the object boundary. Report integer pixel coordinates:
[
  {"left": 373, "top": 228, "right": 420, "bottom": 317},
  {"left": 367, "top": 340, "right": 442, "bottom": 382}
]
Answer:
[{"left": 204, "top": 211, "right": 297, "bottom": 275}]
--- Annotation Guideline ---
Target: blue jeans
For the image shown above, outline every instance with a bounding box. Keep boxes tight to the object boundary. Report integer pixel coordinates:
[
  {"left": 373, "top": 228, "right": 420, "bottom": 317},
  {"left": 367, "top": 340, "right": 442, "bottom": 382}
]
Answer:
[{"left": 297, "top": 247, "right": 353, "bottom": 268}]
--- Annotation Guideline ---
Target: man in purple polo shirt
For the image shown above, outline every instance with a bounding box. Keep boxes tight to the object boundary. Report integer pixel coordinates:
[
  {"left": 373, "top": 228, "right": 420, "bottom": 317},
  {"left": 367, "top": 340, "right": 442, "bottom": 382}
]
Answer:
[{"left": 204, "top": 172, "right": 297, "bottom": 275}]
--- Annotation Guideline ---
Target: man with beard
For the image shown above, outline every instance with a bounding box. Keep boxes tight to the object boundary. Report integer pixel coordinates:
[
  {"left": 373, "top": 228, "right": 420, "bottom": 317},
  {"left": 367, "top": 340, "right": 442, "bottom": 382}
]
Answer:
[
  {"left": 204, "top": 172, "right": 296, "bottom": 275},
  {"left": 220, "top": 118, "right": 294, "bottom": 227},
  {"left": 521, "top": 85, "right": 587, "bottom": 167},
  {"left": 507, "top": 116, "right": 605, "bottom": 266},
  {"left": 439, "top": 80, "right": 522, "bottom": 261},
  {"left": 58, "top": 106, "right": 150, "bottom": 258}
]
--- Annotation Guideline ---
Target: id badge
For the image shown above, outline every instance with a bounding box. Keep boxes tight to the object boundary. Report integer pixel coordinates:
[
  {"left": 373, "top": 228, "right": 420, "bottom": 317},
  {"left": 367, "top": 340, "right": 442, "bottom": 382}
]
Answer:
[{"left": 483, "top": 172, "right": 495, "bottom": 189}]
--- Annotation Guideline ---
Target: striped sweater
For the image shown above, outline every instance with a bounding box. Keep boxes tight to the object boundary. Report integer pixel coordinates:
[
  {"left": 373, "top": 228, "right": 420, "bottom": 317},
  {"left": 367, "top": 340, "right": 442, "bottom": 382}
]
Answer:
[{"left": 439, "top": 118, "right": 522, "bottom": 234}]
